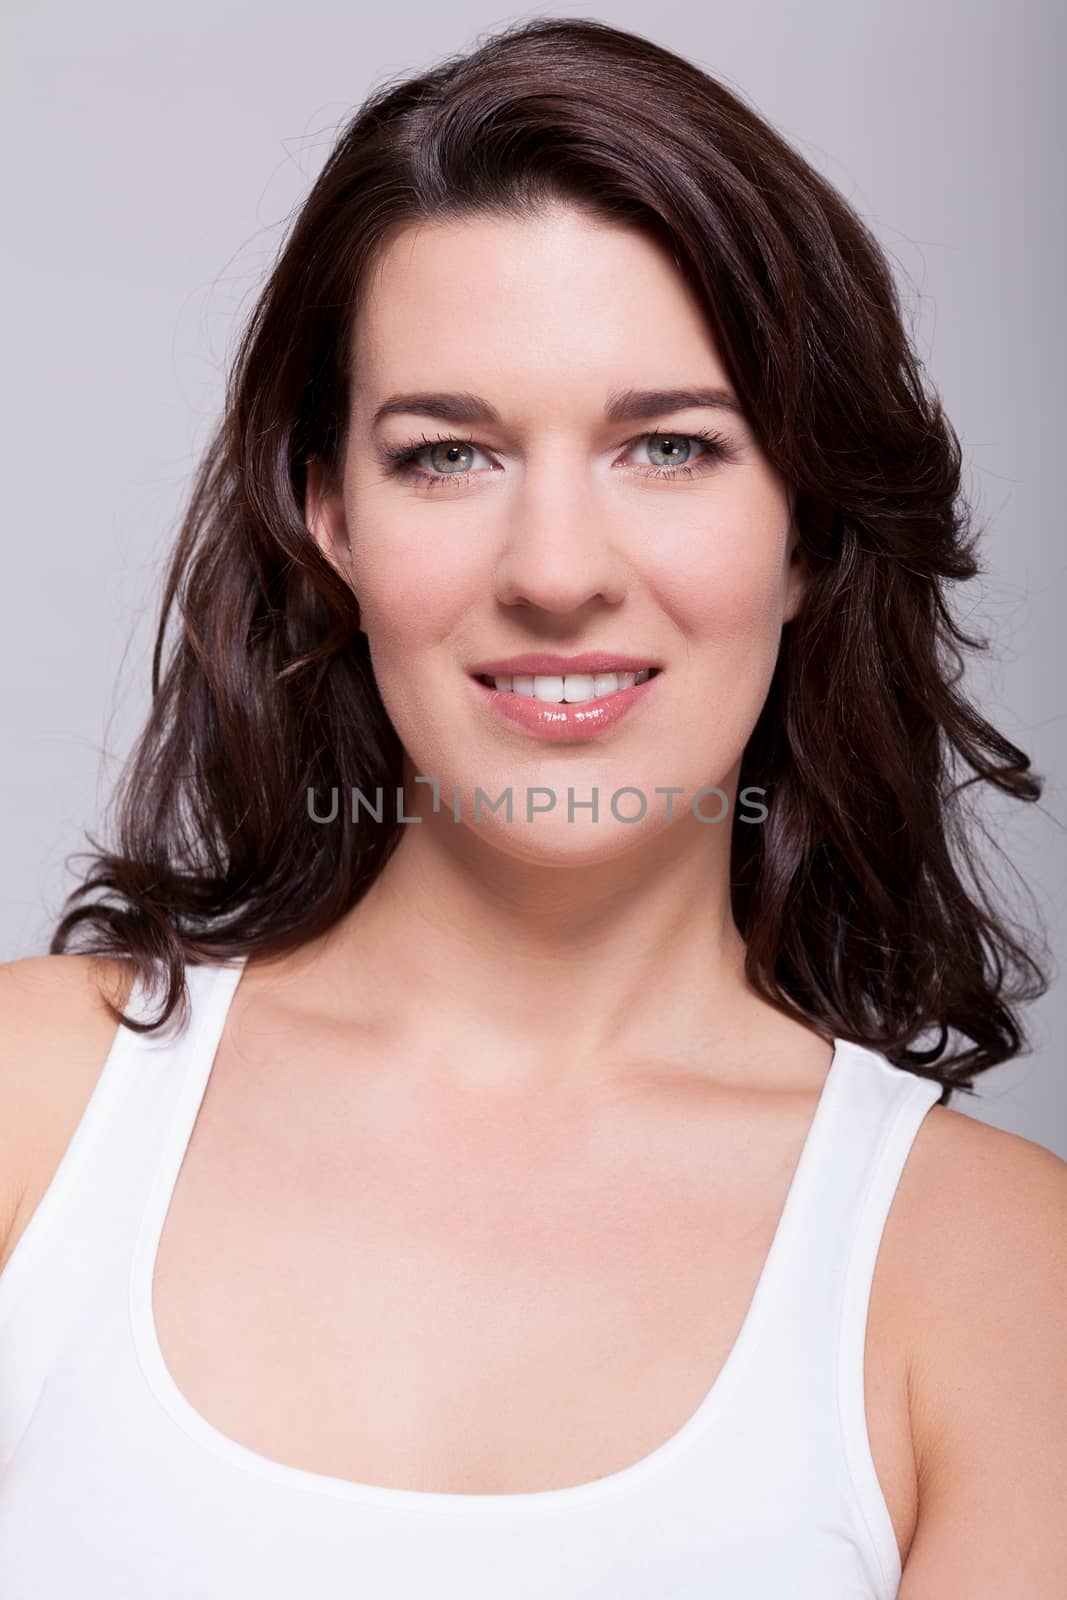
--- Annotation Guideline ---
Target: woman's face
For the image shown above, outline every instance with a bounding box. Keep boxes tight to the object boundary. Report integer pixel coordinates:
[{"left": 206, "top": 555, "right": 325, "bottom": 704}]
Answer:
[{"left": 307, "top": 205, "right": 806, "bottom": 863}]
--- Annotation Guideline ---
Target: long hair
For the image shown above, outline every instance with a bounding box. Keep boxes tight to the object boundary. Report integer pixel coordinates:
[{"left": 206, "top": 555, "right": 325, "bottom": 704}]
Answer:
[{"left": 51, "top": 16, "right": 1050, "bottom": 1100}]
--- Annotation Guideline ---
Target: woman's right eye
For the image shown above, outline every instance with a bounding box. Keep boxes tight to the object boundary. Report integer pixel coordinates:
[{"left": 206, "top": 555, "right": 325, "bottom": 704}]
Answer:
[
  {"left": 410, "top": 439, "right": 486, "bottom": 475},
  {"left": 378, "top": 433, "right": 487, "bottom": 485}
]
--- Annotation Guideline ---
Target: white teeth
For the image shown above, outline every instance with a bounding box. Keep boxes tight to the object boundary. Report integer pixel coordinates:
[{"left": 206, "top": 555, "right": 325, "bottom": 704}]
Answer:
[{"left": 489, "top": 668, "right": 654, "bottom": 702}]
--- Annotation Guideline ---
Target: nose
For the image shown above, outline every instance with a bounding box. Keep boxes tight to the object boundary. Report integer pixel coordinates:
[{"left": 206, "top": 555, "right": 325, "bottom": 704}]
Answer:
[{"left": 492, "top": 452, "right": 629, "bottom": 615}]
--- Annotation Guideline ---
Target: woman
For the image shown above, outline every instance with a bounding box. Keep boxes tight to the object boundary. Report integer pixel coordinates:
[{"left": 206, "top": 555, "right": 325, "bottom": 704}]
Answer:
[{"left": 0, "top": 15, "right": 1063, "bottom": 1597}]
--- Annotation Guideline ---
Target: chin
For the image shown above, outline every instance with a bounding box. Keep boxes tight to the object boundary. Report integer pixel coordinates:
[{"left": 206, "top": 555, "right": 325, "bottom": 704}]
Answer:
[{"left": 463, "top": 809, "right": 673, "bottom": 867}]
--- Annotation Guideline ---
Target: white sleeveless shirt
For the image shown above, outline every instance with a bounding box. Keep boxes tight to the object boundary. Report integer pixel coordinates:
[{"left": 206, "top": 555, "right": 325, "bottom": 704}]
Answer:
[{"left": 0, "top": 957, "right": 941, "bottom": 1598}]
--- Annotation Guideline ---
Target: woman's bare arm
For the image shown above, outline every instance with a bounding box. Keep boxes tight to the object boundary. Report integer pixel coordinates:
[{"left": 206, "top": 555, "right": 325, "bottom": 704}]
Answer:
[{"left": 897, "top": 1106, "right": 1067, "bottom": 1595}]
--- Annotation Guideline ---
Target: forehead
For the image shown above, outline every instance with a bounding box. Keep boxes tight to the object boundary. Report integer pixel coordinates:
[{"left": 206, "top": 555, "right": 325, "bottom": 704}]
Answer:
[{"left": 350, "top": 207, "right": 726, "bottom": 400}]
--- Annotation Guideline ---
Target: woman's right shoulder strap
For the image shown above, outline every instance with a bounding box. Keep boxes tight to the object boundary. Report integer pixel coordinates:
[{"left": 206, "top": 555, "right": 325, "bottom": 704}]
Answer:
[{"left": 0, "top": 954, "right": 188, "bottom": 1317}]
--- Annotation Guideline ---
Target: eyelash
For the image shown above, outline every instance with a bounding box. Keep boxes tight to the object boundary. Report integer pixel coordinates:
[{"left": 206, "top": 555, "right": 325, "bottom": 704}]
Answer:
[{"left": 376, "top": 426, "right": 740, "bottom": 490}]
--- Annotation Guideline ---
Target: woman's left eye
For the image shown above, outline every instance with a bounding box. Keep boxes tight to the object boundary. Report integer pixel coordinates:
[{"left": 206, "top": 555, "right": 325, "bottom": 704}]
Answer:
[{"left": 379, "top": 429, "right": 737, "bottom": 488}]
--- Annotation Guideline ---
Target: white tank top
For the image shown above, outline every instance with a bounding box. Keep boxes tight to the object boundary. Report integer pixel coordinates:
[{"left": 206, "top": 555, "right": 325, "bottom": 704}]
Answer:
[{"left": 0, "top": 957, "right": 941, "bottom": 1598}]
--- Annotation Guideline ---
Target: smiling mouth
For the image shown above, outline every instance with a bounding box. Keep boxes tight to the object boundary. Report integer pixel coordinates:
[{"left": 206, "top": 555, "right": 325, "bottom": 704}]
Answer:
[{"left": 473, "top": 667, "right": 662, "bottom": 703}]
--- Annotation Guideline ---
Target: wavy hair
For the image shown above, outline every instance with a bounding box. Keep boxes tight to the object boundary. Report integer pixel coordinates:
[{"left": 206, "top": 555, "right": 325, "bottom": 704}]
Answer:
[{"left": 51, "top": 16, "right": 1050, "bottom": 1100}]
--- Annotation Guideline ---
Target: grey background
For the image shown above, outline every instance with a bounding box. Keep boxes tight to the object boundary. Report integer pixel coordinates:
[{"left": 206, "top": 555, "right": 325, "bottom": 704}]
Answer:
[{"left": 3, "top": 1, "right": 1064, "bottom": 1154}]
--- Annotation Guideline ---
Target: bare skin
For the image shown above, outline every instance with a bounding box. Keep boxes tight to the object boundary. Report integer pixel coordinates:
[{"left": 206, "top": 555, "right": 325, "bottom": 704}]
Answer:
[{"left": 2, "top": 206, "right": 1064, "bottom": 1589}]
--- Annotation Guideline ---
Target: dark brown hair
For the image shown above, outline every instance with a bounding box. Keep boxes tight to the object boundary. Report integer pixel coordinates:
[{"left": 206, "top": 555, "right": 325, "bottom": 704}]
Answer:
[{"left": 52, "top": 16, "right": 1050, "bottom": 1101}]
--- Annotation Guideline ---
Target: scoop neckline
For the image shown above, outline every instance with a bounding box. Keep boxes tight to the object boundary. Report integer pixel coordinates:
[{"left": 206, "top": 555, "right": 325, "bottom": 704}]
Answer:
[{"left": 129, "top": 956, "right": 848, "bottom": 1513}]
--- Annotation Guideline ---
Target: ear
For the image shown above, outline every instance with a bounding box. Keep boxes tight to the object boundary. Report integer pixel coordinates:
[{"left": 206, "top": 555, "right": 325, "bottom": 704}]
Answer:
[
  {"left": 783, "top": 543, "right": 809, "bottom": 624},
  {"left": 305, "top": 456, "right": 351, "bottom": 579},
  {"left": 782, "top": 506, "right": 809, "bottom": 625}
]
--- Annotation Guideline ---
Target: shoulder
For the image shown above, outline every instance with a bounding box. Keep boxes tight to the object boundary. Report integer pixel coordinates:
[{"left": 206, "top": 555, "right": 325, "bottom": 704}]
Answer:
[
  {"left": 885, "top": 1097, "right": 1067, "bottom": 1590},
  {"left": 0, "top": 953, "right": 136, "bottom": 1274},
  {"left": 0, "top": 950, "right": 135, "bottom": 1017},
  {"left": 892, "top": 1098, "right": 1067, "bottom": 1290}
]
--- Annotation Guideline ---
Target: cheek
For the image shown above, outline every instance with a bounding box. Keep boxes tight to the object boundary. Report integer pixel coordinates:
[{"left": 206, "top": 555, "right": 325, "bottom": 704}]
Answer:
[
  {"left": 654, "top": 502, "right": 794, "bottom": 656},
  {"left": 648, "top": 509, "right": 793, "bottom": 760},
  {"left": 346, "top": 517, "right": 487, "bottom": 755},
  {"left": 348, "top": 514, "right": 478, "bottom": 656}
]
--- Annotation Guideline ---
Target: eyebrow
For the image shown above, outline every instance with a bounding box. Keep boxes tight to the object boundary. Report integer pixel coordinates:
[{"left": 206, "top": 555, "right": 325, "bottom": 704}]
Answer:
[{"left": 369, "top": 385, "right": 744, "bottom": 430}]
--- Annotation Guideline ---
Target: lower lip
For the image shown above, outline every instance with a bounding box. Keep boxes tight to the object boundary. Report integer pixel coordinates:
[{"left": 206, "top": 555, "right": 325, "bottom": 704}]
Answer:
[{"left": 467, "top": 672, "right": 662, "bottom": 743}]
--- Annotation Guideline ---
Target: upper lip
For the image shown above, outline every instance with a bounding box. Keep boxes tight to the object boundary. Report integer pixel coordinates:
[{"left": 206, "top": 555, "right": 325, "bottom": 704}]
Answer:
[{"left": 469, "top": 652, "right": 662, "bottom": 677}]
